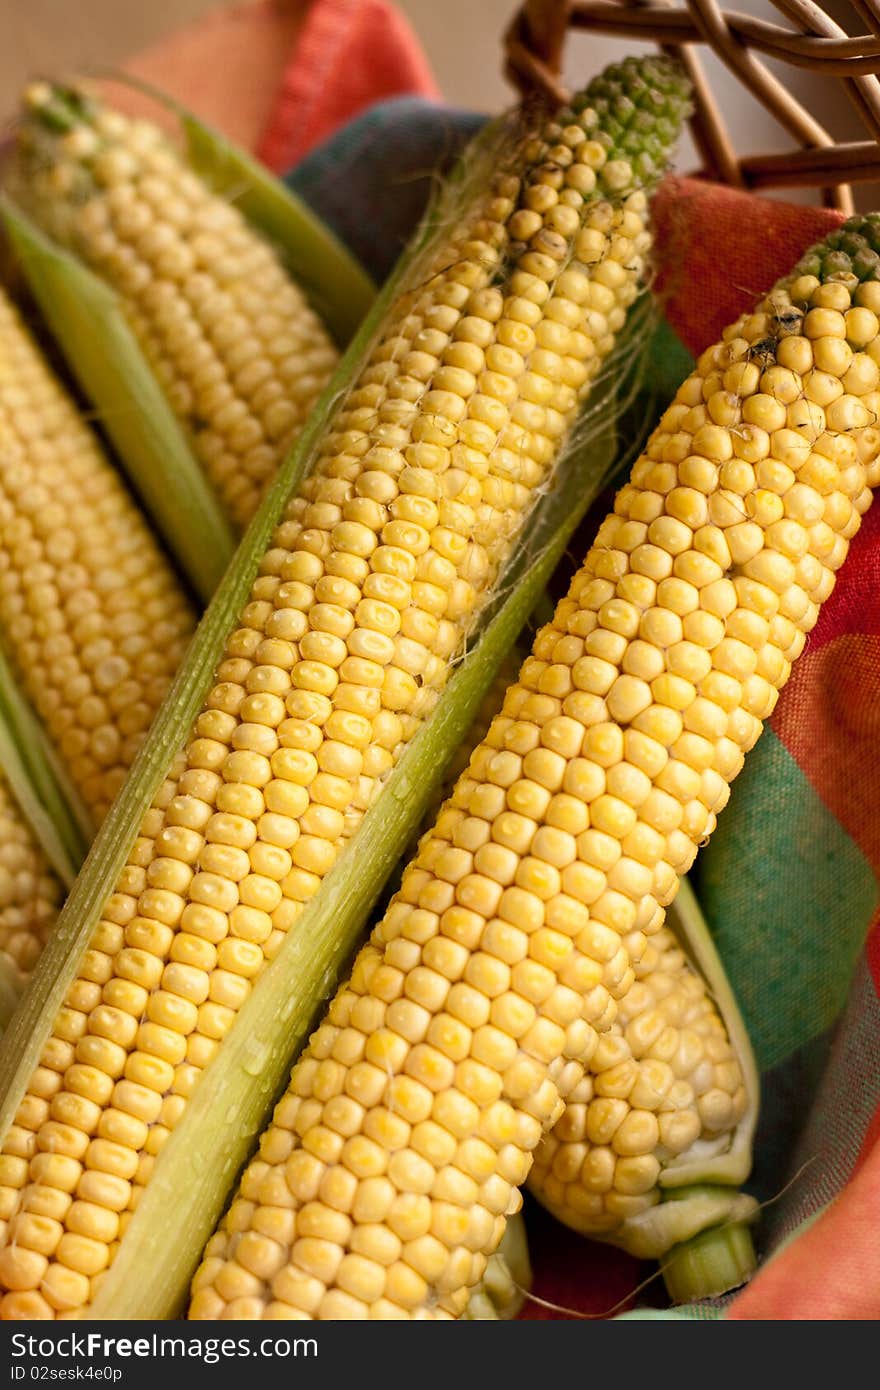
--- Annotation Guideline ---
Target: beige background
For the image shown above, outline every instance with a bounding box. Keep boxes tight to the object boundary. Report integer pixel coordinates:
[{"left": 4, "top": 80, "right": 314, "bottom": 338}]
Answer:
[
  {"left": 0, "top": 0, "right": 217, "bottom": 114},
  {"left": 0, "top": 0, "right": 872, "bottom": 196}
]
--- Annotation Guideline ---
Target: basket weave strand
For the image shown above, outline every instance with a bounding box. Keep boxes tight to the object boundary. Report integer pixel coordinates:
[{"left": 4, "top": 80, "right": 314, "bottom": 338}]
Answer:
[{"left": 504, "top": 0, "right": 880, "bottom": 213}]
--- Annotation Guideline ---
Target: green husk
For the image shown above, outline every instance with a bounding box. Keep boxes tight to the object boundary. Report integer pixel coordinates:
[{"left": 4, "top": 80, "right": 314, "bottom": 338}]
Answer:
[
  {"left": 0, "top": 644, "right": 91, "bottom": 886},
  {"left": 661, "top": 1202, "right": 758, "bottom": 1302},
  {"left": 615, "top": 1186, "right": 759, "bottom": 1263},
  {"left": 661, "top": 877, "right": 760, "bottom": 1190},
  {"left": 1, "top": 200, "right": 236, "bottom": 604},
  {"left": 651, "top": 880, "right": 761, "bottom": 1301}
]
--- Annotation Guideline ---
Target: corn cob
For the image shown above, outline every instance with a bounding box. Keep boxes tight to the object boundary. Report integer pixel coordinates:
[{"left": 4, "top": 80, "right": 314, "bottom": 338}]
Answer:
[
  {"left": 389, "top": 652, "right": 536, "bottom": 1314},
  {"left": 528, "top": 921, "right": 748, "bottom": 1245},
  {"left": 0, "top": 288, "right": 196, "bottom": 828},
  {"left": 11, "top": 86, "right": 340, "bottom": 533},
  {"left": 0, "top": 773, "right": 63, "bottom": 980},
  {"left": 0, "top": 57, "right": 689, "bottom": 1319},
  {"left": 186, "top": 220, "right": 880, "bottom": 1320}
]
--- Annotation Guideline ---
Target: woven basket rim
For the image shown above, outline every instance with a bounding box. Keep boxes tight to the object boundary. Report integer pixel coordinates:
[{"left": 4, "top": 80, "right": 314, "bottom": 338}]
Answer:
[{"left": 503, "top": 0, "right": 880, "bottom": 214}]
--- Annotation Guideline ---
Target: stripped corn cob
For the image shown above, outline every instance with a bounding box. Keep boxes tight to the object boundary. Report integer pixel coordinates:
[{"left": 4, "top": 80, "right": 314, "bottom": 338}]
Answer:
[
  {"left": 0, "top": 58, "right": 690, "bottom": 1319},
  {"left": 0, "top": 774, "right": 63, "bottom": 979},
  {"left": 0, "top": 289, "right": 196, "bottom": 827},
  {"left": 12, "top": 86, "right": 340, "bottom": 532},
  {"left": 528, "top": 923, "right": 747, "bottom": 1240},
  {"left": 187, "top": 221, "right": 880, "bottom": 1320}
]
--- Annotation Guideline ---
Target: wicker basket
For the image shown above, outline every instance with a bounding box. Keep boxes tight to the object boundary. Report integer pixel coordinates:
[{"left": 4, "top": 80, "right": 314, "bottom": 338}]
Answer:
[{"left": 503, "top": 0, "right": 880, "bottom": 214}]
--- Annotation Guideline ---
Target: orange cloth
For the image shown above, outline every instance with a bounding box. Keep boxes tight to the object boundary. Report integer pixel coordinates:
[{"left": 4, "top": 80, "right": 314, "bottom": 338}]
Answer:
[
  {"left": 119, "top": 0, "right": 434, "bottom": 164},
  {"left": 258, "top": 0, "right": 438, "bottom": 170},
  {"left": 650, "top": 175, "right": 842, "bottom": 357},
  {"left": 120, "top": 1, "right": 308, "bottom": 156},
  {"left": 728, "top": 1141, "right": 880, "bottom": 1321}
]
